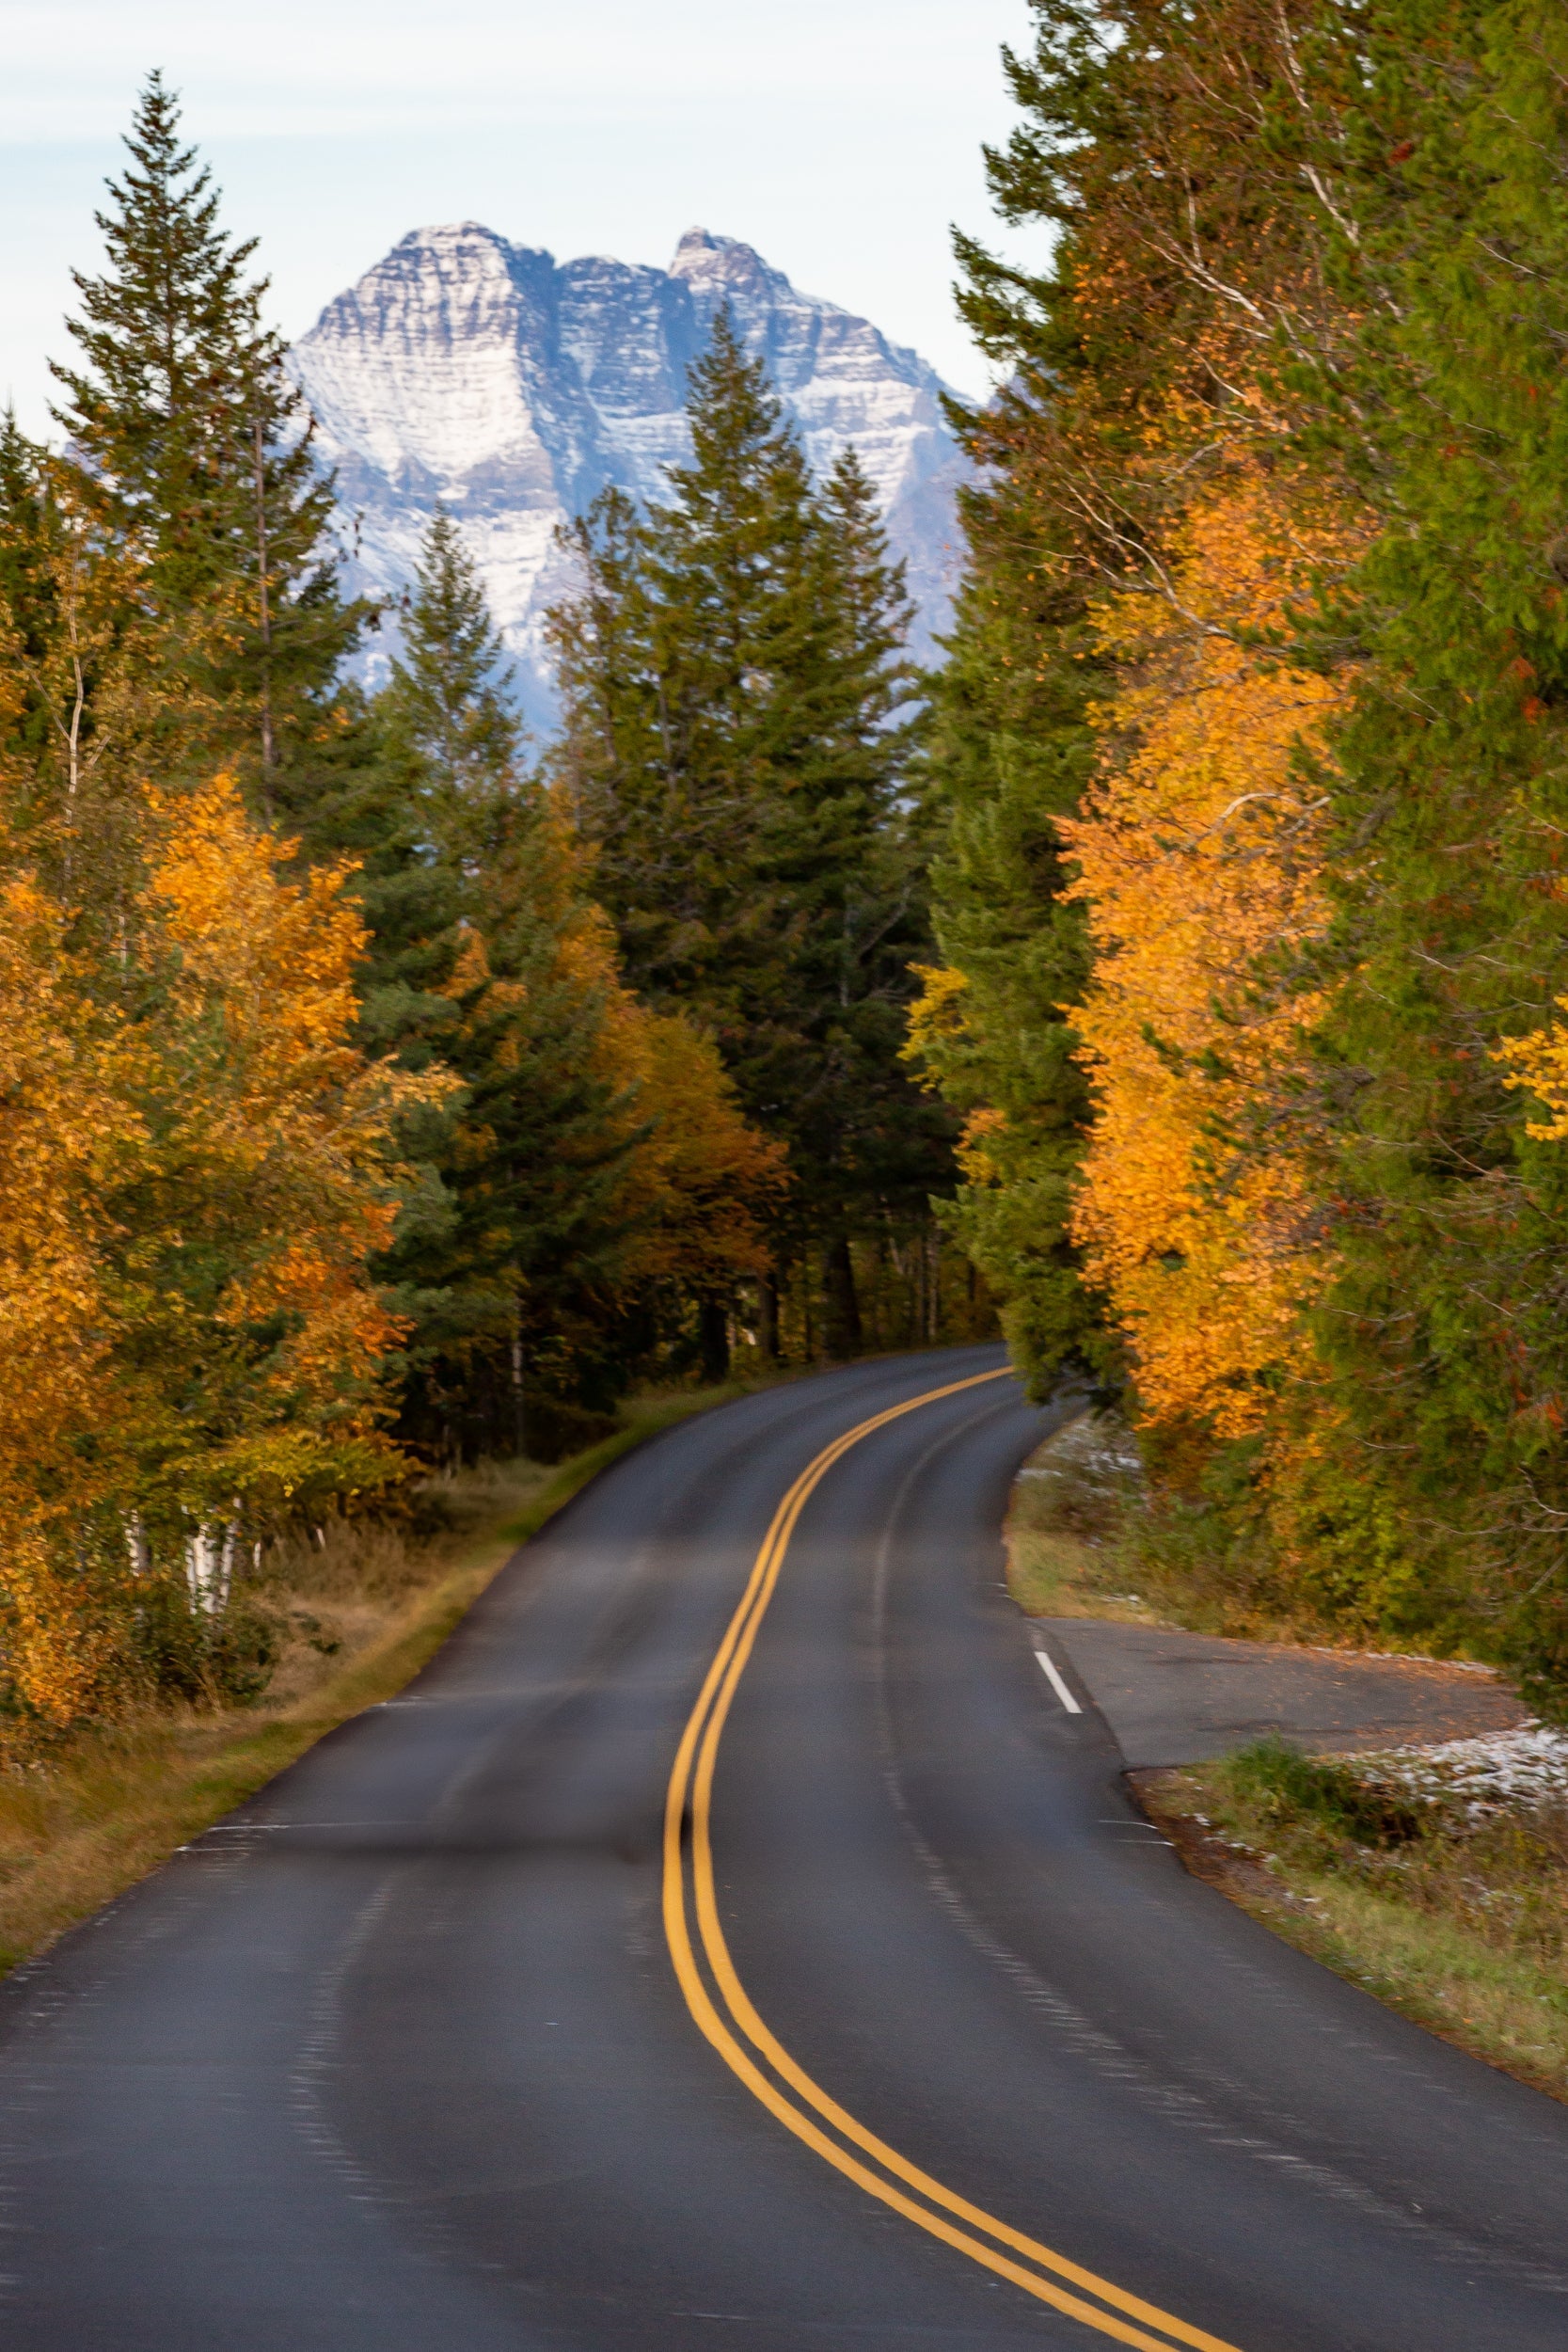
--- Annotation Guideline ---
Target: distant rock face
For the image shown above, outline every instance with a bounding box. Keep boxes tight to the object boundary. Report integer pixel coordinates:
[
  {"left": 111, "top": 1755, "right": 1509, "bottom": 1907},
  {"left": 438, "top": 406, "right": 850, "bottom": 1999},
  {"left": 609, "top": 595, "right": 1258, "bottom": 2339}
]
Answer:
[{"left": 291, "top": 223, "right": 968, "bottom": 722}]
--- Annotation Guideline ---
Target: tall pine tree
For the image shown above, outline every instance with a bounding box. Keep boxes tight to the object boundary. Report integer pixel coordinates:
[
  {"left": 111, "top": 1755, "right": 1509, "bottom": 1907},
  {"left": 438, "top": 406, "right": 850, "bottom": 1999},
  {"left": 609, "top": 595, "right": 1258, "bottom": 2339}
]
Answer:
[
  {"left": 295, "top": 511, "right": 778, "bottom": 1450},
  {"left": 319, "top": 513, "right": 635, "bottom": 1451},
  {"left": 549, "top": 314, "right": 951, "bottom": 1353},
  {"left": 51, "top": 72, "right": 362, "bottom": 807}
]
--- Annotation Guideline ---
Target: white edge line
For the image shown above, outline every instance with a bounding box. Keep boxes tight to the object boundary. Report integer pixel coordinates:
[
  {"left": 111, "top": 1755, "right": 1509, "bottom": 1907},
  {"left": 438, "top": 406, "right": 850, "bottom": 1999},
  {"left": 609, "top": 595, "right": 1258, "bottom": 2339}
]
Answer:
[{"left": 1035, "top": 1647, "right": 1083, "bottom": 1714}]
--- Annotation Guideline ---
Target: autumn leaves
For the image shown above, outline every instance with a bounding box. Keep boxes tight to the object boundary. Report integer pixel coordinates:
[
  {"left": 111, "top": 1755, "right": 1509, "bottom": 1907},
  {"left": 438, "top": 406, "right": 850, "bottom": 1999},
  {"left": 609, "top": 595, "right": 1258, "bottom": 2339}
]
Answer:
[
  {"left": 0, "top": 778, "right": 426, "bottom": 1727},
  {"left": 1065, "top": 470, "right": 1348, "bottom": 1438},
  {"left": 0, "top": 87, "right": 796, "bottom": 1746},
  {"left": 914, "top": 0, "right": 1568, "bottom": 1690}
]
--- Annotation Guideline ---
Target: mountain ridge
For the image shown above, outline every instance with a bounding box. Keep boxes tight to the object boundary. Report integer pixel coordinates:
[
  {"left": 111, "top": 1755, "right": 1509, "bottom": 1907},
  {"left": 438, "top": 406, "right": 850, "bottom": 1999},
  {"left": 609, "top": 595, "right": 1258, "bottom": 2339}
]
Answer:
[{"left": 290, "top": 222, "right": 969, "bottom": 719}]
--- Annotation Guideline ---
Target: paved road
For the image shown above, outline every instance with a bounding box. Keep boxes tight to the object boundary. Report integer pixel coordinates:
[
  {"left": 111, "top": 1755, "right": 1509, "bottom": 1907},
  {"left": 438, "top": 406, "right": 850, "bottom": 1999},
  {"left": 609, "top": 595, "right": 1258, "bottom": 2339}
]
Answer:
[
  {"left": 1039, "top": 1618, "right": 1528, "bottom": 1768},
  {"left": 3, "top": 1348, "right": 1566, "bottom": 2350}
]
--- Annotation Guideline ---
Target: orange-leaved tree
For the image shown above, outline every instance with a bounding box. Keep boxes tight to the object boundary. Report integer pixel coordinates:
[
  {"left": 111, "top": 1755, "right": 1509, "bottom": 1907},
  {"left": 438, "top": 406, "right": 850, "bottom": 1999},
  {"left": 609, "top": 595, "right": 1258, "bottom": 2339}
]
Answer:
[
  {"left": 0, "top": 771, "right": 445, "bottom": 1740},
  {"left": 1060, "top": 465, "right": 1356, "bottom": 1437},
  {"left": 108, "top": 772, "right": 447, "bottom": 1594},
  {"left": 0, "top": 866, "right": 147, "bottom": 1726}
]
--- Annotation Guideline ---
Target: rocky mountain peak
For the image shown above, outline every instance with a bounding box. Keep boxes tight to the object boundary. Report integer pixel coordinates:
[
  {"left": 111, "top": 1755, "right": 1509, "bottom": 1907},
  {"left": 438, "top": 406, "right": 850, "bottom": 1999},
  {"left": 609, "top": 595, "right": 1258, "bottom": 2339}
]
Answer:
[
  {"left": 668, "top": 227, "right": 791, "bottom": 303},
  {"left": 293, "top": 226, "right": 967, "bottom": 719}
]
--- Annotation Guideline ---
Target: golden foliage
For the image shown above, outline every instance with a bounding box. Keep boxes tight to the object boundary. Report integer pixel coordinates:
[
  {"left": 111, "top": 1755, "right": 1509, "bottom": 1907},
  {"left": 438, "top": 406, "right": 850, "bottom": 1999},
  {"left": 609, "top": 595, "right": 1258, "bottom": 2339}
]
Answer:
[
  {"left": 454, "top": 835, "right": 788, "bottom": 1301},
  {"left": 119, "top": 773, "right": 444, "bottom": 1504},
  {"left": 0, "top": 774, "right": 445, "bottom": 1731},
  {"left": 1061, "top": 469, "right": 1354, "bottom": 1434},
  {"left": 903, "top": 962, "right": 971, "bottom": 1067},
  {"left": 1495, "top": 1006, "right": 1568, "bottom": 1139},
  {"left": 606, "top": 999, "right": 788, "bottom": 1290},
  {"left": 0, "top": 870, "right": 136, "bottom": 1516}
]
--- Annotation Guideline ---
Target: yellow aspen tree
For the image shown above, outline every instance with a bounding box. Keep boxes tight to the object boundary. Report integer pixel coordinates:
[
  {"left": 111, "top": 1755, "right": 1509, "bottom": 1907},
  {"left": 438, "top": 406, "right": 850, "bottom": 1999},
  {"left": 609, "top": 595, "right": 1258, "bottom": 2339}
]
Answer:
[
  {"left": 599, "top": 1001, "right": 789, "bottom": 1297},
  {"left": 1060, "top": 469, "right": 1354, "bottom": 1436},
  {"left": 117, "top": 771, "right": 445, "bottom": 1570},
  {"left": 478, "top": 888, "right": 788, "bottom": 1303},
  {"left": 0, "top": 870, "right": 144, "bottom": 1724}
]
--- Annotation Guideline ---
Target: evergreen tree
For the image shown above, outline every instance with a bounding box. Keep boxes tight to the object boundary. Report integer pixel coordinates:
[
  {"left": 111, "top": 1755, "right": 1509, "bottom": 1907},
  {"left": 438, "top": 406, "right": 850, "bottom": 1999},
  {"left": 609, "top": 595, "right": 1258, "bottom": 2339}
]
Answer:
[
  {"left": 382, "top": 506, "right": 519, "bottom": 808},
  {"left": 297, "top": 512, "right": 629, "bottom": 1449},
  {"left": 913, "top": 549, "right": 1101, "bottom": 1393},
  {"left": 292, "top": 511, "right": 771, "bottom": 1451},
  {"left": 0, "top": 414, "right": 54, "bottom": 701},
  {"left": 550, "top": 315, "right": 952, "bottom": 1352},
  {"left": 302, "top": 505, "right": 519, "bottom": 1073},
  {"left": 913, "top": 0, "right": 1352, "bottom": 1397},
  {"left": 0, "top": 427, "right": 200, "bottom": 957},
  {"left": 50, "top": 72, "right": 362, "bottom": 805},
  {"left": 1277, "top": 0, "right": 1568, "bottom": 1687}
]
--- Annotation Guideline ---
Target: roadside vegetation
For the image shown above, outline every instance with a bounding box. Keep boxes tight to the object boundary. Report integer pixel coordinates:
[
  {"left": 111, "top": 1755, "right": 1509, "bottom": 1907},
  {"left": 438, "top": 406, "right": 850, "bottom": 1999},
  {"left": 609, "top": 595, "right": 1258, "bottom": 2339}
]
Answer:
[
  {"left": 1006, "top": 1409, "right": 1504, "bottom": 1656},
  {"left": 0, "top": 76, "right": 984, "bottom": 1780},
  {"left": 910, "top": 0, "right": 1568, "bottom": 1711},
  {"left": 0, "top": 1380, "right": 759, "bottom": 1978},
  {"left": 1138, "top": 1736, "right": 1568, "bottom": 2103},
  {"left": 1006, "top": 1410, "right": 1155, "bottom": 1623},
  {"left": 1009, "top": 1417, "right": 1568, "bottom": 2097}
]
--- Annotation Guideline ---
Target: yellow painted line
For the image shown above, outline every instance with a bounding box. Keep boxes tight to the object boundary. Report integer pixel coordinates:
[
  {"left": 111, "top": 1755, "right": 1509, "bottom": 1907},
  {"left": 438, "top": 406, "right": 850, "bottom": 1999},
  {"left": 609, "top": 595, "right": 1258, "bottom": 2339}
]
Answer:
[{"left": 662, "top": 1369, "right": 1246, "bottom": 2352}]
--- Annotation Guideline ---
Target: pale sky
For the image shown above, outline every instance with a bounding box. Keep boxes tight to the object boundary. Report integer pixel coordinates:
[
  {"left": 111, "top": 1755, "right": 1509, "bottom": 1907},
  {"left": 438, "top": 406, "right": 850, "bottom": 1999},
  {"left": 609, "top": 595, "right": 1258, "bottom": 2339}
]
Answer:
[{"left": 0, "top": 0, "right": 1047, "bottom": 437}]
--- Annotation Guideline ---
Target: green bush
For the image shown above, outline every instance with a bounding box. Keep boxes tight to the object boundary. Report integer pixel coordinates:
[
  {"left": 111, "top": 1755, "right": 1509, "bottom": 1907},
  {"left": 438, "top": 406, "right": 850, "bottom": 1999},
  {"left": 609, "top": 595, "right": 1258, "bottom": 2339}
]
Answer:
[
  {"left": 1221, "top": 1737, "right": 1424, "bottom": 1853},
  {"left": 131, "top": 1582, "right": 280, "bottom": 1707}
]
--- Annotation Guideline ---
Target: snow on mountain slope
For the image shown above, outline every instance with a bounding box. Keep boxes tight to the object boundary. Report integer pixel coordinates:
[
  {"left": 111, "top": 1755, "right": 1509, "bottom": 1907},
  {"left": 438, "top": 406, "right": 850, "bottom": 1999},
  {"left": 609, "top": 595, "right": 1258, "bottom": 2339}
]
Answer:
[{"left": 291, "top": 223, "right": 968, "bottom": 721}]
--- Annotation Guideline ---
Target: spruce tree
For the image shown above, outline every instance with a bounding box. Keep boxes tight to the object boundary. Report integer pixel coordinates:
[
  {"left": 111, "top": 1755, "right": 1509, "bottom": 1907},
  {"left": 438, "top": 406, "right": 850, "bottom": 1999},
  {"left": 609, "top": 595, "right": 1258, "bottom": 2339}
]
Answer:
[
  {"left": 51, "top": 72, "right": 361, "bottom": 804},
  {"left": 550, "top": 316, "right": 951, "bottom": 1352},
  {"left": 553, "top": 312, "right": 820, "bottom": 1003},
  {"left": 381, "top": 506, "right": 519, "bottom": 810},
  {"left": 320, "top": 513, "right": 636, "bottom": 1453},
  {"left": 0, "top": 414, "right": 61, "bottom": 778},
  {"left": 1280, "top": 0, "right": 1568, "bottom": 1686},
  {"left": 915, "top": 0, "right": 1349, "bottom": 1397},
  {"left": 916, "top": 549, "right": 1101, "bottom": 1392}
]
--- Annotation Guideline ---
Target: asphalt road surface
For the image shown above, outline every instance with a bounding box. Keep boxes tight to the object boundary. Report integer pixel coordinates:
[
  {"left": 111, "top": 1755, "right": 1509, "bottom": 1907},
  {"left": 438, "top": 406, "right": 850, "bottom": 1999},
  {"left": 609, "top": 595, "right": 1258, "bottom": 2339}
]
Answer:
[
  {"left": 1038, "top": 1618, "right": 1528, "bottom": 1768},
  {"left": 3, "top": 1347, "right": 1566, "bottom": 2351}
]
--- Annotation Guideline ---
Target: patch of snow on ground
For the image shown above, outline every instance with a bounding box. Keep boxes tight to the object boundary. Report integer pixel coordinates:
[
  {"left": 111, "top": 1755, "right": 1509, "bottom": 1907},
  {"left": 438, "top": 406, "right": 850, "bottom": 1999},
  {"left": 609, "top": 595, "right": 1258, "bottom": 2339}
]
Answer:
[{"left": 1360, "top": 1724, "right": 1568, "bottom": 1817}]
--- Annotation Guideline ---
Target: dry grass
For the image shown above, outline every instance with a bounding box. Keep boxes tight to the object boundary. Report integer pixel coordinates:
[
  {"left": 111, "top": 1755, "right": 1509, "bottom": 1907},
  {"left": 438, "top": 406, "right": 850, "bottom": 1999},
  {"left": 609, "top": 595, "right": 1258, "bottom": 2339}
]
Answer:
[
  {"left": 1006, "top": 1409, "right": 1164, "bottom": 1622},
  {"left": 0, "top": 1379, "right": 755, "bottom": 1979},
  {"left": 1011, "top": 1425, "right": 1568, "bottom": 2093},
  {"left": 1137, "top": 1747, "right": 1568, "bottom": 2101}
]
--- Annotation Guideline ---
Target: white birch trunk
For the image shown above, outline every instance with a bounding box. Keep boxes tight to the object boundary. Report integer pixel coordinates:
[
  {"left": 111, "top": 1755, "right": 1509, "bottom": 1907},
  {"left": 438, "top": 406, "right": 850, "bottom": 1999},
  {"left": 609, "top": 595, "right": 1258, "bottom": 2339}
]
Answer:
[
  {"left": 123, "top": 1512, "right": 150, "bottom": 1577},
  {"left": 184, "top": 1523, "right": 219, "bottom": 1613},
  {"left": 184, "top": 1516, "right": 240, "bottom": 1614}
]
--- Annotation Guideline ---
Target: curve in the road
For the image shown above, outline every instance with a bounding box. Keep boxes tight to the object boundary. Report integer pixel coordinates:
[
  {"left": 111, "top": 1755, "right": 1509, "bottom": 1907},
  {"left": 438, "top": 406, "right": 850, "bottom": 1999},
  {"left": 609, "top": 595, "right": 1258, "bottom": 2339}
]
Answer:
[
  {"left": 664, "top": 1365, "right": 1237, "bottom": 2352},
  {"left": 4, "top": 1345, "right": 1568, "bottom": 2352}
]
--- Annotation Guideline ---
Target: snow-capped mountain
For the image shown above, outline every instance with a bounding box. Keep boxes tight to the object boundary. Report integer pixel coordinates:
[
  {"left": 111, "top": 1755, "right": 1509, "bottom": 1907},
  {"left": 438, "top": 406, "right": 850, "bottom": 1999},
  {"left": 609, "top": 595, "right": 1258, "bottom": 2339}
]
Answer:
[{"left": 290, "top": 223, "right": 969, "bottom": 721}]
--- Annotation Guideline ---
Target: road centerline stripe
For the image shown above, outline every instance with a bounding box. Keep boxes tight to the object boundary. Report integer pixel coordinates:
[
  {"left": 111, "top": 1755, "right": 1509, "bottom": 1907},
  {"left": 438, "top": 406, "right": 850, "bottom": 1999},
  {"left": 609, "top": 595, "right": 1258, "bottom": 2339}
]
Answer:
[
  {"left": 662, "top": 1368, "right": 1246, "bottom": 2352},
  {"left": 1037, "top": 1646, "right": 1085, "bottom": 1713}
]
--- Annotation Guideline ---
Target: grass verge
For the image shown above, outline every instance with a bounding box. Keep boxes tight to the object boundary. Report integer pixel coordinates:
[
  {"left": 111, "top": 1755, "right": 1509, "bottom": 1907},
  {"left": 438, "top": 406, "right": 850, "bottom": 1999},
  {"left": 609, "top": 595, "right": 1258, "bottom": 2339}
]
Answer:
[
  {"left": 1011, "top": 1421, "right": 1568, "bottom": 2092},
  {"left": 1135, "top": 1738, "right": 1568, "bottom": 2102},
  {"left": 0, "top": 1378, "right": 757, "bottom": 1980},
  {"left": 1006, "top": 1408, "right": 1162, "bottom": 1622}
]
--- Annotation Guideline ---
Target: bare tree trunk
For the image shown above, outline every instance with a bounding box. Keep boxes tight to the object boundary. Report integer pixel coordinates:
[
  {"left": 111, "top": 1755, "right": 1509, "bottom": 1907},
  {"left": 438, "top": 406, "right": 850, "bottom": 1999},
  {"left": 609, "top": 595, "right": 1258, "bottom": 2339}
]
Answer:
[
  {"left": 698, "top": 1297, "right": 730, "bottom": 1385},
  {"left": 511, "top": 1312, "right": 528, "bottom": 1460},
  {"left": 759, "top": 1270, "right": 781, "bottom": 1361},
  {"left": 184, "top": 1510, "right": 241, "bottom": 1614},
  {"left": 253, "top": 415, "right": 276, "bottom": 810},
  {"left": 824, "top": 1236, "right": 863, "bottom": 1360}
]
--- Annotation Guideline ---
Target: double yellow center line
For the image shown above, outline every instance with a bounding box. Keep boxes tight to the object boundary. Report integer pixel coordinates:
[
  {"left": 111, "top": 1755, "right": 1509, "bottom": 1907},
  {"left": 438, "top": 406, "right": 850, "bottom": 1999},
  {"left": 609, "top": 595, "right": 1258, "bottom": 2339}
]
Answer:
[{"left": 661, "top": 1367, "right": 1244, "bottom": 2352}]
